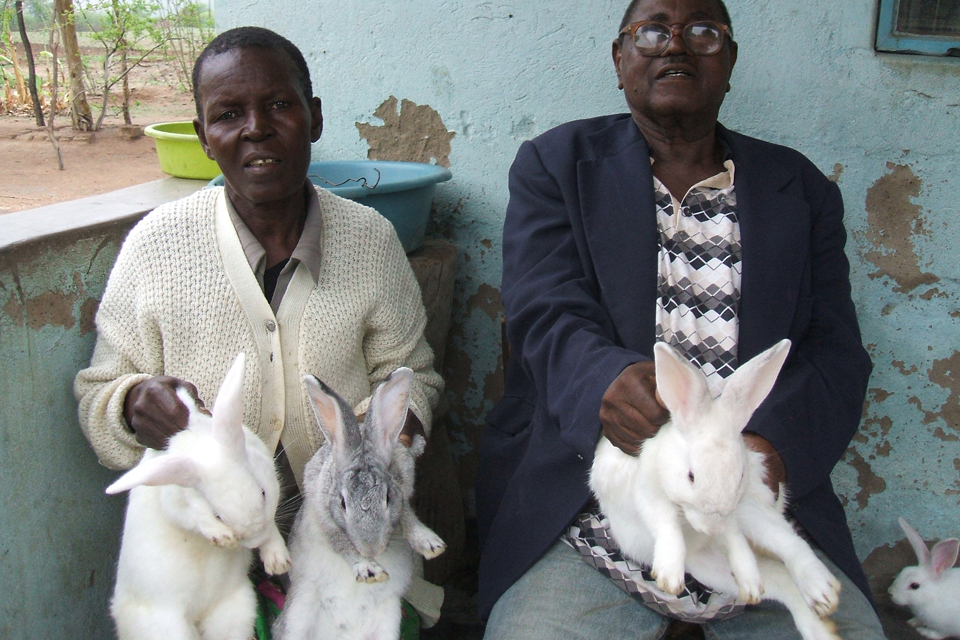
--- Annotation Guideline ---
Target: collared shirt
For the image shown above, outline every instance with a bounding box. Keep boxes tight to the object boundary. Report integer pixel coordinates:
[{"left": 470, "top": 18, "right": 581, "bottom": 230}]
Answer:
[
  {"left": 653, "top": 159, "right": 741, "bottom": 398},
  {"left": 226, "top": 185, "right": 324, "bottom": 314}
]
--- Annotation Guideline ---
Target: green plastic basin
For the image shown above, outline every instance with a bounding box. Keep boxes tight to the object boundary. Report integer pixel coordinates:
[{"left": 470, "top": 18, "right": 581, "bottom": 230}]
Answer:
[{"left": 144, "top": 121, "right": 221, "bottom": 180}]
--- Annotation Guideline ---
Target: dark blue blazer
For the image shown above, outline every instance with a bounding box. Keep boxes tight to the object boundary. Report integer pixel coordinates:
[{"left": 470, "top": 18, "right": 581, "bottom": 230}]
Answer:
[{"left": 477, "top": 114, "right": 873, "bottom": 619}]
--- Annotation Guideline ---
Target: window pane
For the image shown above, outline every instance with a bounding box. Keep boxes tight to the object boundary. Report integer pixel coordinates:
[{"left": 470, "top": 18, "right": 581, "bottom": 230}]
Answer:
[{"left": 896, "top": 0, "right": 960, "bottom": 37}]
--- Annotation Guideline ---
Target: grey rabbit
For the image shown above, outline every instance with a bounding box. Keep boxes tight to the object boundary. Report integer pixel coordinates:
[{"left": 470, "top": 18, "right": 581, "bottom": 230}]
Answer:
[{"left": 273, "top": 367, "right": 445, "bottom": 640}]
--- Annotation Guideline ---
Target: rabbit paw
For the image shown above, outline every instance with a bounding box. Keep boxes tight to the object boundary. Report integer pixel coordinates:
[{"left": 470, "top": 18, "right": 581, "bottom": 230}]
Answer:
[
  {"left": 727, "top": 539, "right": 763, "bottom": 604},
  {"left": 353, "top": 559, "right": 389, "bottom": 584},
  {"left": 201, "top": 523, "right": 240, "bottom": 549},
  {"left": 651, "top": 557, "right": 685, "bottom": 596},
  {"left": 736, "top": 578, "right": 764, "bottom": 605},
  {"left": 408, "top": 527, "right": 447, "bottom": 560},
  {"left": 793, "top": 558, "right": 841, "bottom": 617},
  {"left": 260, "top": 541, "right": 292, "bottom": 576}
]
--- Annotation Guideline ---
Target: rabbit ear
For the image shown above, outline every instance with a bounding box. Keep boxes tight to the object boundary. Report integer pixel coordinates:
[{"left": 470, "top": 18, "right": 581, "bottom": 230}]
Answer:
[
  {"left": 654, "top": 342, "right": 710, "bottom": 427},
  {"left": 304, "top": 375, "right": 347, "bottom": 448},
  {"left": 212, "top": 353, "right": 247, "bottom": 459},
  {"left": 930, "top": 538, "right": 960, "bottom": 579},
  {"left": 105, "top": 455, "right": 201, "bottom": 494},
  {"left": 899, "top": 517, "right": 932, "bottom": 566},
  {"left": 719, "top": 339, "right": 791, "bottom": 431},
  {"left": 367, "top": 367, "right": 413, "bottom": 457}
]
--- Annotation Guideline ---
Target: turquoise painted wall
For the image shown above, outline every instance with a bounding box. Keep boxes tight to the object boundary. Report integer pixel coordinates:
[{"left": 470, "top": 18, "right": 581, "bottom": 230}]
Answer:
[
  {"left": 0, "top": 228, "right": 128, "bottom": 639},
  {"left": 0, "top": 179, "right": 204, "bottom": 639},
  {"left": 215, "top": 3, "right": 960, "bottom": 587}
]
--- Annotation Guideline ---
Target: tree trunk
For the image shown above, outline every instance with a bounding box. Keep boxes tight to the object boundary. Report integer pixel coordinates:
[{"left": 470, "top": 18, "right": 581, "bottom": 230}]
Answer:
[
  {"left": 46, "top": 22, "right": 64, "bottom": 170},
  {"left": 54, "top": 0, "right": 93, "bottom": 131},
  {"left": 112, "top": 0, "right": 131, "bottom": 125},
  {"left": 120, "top": 50, "right": 130, "bottom": 124},
  {"left": 15, "top": 1, "right": 45, "bottom": 127}
]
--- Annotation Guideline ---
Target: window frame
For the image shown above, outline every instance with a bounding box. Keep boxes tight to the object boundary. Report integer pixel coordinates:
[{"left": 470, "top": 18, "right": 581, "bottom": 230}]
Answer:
[{"left": 875, "top": 0, "right": 960, "bottom": 56}]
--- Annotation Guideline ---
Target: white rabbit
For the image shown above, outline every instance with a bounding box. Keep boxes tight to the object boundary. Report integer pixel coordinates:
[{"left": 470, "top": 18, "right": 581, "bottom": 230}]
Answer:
[
  {"left": 590, "top": 339, "right": 843, "bottom": 640},
  {"left": 106, "top": 353, "right": 291, "bottom": 640},
  {"left": 888, "top": 517, "right": 960, "bottom": 639},
  {"left": 273, "top": 367, "right": 445, "bottom": 640}
]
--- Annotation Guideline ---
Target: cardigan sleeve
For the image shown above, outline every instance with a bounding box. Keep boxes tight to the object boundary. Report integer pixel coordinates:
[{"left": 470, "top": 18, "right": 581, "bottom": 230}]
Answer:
[
  {"left": 353, "top": 216, "right": 443, "bottom": 435},
  {"left": 74, "top": 222, "right": 164, "bottom": 471}
]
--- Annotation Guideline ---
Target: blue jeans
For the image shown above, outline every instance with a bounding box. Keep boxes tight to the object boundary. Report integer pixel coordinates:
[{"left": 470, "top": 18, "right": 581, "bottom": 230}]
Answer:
[{"left": 484, "top": 540, "right": 886, "bottom": 640}]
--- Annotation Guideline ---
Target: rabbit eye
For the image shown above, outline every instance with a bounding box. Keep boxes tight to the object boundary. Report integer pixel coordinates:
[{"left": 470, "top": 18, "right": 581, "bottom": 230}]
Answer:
[
  {"left": 215, "top": 514, "right": 223, "bottom": 522},
  {"left": 688, "top": 471, "right": 695, "bottom": 483},
  {"left": 909, "top": 582, "right": 920, "bottom": 590},
  {"left": 339, "top": 496, "right": 347, "bottom": 511}
]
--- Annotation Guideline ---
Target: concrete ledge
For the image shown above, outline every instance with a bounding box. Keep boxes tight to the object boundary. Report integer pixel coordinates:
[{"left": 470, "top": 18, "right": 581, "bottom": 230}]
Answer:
[{"left": 0, "top": 177, "right": 208, "bottom": 251}]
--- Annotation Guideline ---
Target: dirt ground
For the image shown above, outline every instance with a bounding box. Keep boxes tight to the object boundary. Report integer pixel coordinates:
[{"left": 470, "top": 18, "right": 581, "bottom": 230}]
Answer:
[{"left": 0, "top": 53, "right": 198, "bottom": 215}]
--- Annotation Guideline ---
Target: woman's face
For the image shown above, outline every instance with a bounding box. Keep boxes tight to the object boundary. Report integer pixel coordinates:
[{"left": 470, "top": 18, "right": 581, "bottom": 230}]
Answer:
[
  {"left": 193, "top": 47, "right": 323, "bottom": 212},
  {"left": 613, "top": 0, "right": 737, "bottom": 129}
]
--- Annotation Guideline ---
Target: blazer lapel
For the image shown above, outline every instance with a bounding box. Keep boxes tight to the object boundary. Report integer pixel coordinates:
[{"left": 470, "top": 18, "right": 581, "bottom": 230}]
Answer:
[
  {"left": 722, "top": 128, "right": 810, "bottom": 362},
  {"left": 578, "top": 118, "right": 659, "bottom": 356}
]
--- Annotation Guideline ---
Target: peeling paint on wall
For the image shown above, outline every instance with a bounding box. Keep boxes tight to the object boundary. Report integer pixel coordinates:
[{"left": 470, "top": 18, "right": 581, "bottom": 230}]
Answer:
[
  {"left": 4, "top": 292, "right": 24, "bottom": 326},
  {"left": 844, "top": 447, "right": 887, "bottom": 509},
  {"left": 79, "top": 298, "right": 99, "bottom": 335},
  {"left": 356, "top": 96, "right": 457, "bottom": 168},
  {"left": 862, "top": 162, "right": 939, "bottom": 294},
  {"left": 465, "top": 283, "right": 501, "bottom": 321},
  {"left": 24, "top": 290, "right": 78, "bottom": 330},
  {"left": 827, "top": 162, "right": 843, "bottom": 183},
  {"left": 948, "top": 458, "right": 960, "bottom": 496},
  {"left": 924, "top": 351, "right": 960, "bottom": 433}
]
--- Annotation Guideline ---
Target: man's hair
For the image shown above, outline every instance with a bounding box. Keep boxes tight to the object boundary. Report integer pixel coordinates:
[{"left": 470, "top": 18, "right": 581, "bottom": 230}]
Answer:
[
  {"left": 619, "top": 0, "right": 733, "bottom": 35},
  {"left": 192, "top": 26, "right": 313, "bottom": 120}
]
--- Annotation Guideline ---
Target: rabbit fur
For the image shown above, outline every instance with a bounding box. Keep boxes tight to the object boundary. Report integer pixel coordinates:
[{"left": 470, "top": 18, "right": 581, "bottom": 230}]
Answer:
[
  {"left": 106, "top": 353, "right": 291, "bottom": 640},
  {"left": 273, "top": 367, "right": 446, "bottom": 640},
  {"left": 888, "top": 517, "right": 960, "bottom": 639},
  {"left": 590, "top": 339, "right": 843, "bottom": 640}
]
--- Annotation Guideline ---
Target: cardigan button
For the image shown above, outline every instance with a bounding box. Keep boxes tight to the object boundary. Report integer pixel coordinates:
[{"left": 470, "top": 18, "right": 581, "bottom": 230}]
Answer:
[{"left": 265, "top": 320, "right": 277, "bottom": 332}]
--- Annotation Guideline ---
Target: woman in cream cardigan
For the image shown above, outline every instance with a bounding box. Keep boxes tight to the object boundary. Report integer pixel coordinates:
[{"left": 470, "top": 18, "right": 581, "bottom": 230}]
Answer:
[{"left": 75, "top": 25, "right": 445, "bottom": 623}]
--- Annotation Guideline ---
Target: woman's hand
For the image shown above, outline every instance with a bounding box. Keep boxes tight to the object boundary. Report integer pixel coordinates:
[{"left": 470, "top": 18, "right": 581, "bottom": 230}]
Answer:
[
  {"left": 123, "top": 376, "right": 207, "bottom": 450},
  {"left": 600, "top": 361, "right": 670, "bottom": 455}
]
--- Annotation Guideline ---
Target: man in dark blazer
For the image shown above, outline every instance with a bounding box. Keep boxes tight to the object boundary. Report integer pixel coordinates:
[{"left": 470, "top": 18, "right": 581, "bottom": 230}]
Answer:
[{"left": 477, "top": 1, "right": 885, "bottom": 638}]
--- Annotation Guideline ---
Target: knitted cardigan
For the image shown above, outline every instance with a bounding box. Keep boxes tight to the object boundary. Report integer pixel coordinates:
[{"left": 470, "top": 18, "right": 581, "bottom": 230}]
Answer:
[{"left": 75, "top": 186, "right": 443, "bottom": 485}]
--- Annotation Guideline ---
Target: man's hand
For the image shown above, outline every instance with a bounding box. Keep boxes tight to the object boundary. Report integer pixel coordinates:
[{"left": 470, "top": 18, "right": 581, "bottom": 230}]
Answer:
[
  {"left": 123, "top": 376, "right": 207, "bottom": 450},
  {"left": 600, "top": 361, "right": 670, "bottom": 456},
  {"left": 743, "top": 432, "right": 786, "bottom": 496},
  {"left": 399, "top": 410, "right": 426, "bottom": 448}
]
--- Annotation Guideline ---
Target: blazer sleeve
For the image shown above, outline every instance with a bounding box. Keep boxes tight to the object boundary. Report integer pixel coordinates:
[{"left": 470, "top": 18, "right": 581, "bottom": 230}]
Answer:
[
  {"left": 501, "top": 140, "right": 644, "bottom": 460},
  {"left": 746, "top": 176, "right": 872, "bottom": 503}
]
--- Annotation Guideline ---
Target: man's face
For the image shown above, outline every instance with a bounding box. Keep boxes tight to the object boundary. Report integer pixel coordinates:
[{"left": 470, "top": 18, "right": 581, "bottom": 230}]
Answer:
[
  {"left": 193, "top": 47, "right": 323, "bottom": 211},
  {"left": 613, "top": 0, "right": 737, "bottom": 127}
]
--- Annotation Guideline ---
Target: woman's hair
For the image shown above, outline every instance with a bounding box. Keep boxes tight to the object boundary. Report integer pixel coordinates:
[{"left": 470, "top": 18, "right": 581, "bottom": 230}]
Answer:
[
  {"left": 619, "top": 0, "right": 733, "bottom": 33},
  {"left": 192, "top": 26, "right": 313, "bottom": 120}
]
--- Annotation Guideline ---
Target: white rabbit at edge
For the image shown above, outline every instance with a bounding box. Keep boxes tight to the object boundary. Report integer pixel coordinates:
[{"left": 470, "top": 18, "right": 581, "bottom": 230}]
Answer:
[{"left": 889, "top": 517, "right": 960, "bottom": 639}]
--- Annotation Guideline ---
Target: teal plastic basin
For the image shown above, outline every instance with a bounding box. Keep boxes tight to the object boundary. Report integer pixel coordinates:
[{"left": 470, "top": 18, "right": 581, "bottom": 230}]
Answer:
[{"left": 208, "top": 161, "right": 452, "bottom": 253}]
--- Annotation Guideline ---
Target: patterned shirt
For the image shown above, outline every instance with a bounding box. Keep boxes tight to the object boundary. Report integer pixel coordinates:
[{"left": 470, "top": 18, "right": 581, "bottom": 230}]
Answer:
[{"left": 654, "top": 159, "right": 740, "bottom": 398}]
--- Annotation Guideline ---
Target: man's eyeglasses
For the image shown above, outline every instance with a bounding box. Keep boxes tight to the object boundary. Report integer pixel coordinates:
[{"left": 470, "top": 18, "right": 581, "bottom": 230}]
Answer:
[{"left": 619, "top": 21, "right": 732, "bottom": 57}]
